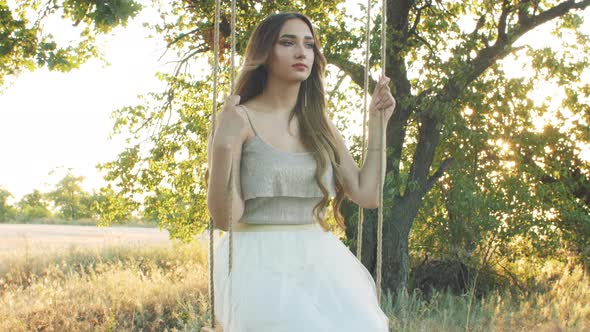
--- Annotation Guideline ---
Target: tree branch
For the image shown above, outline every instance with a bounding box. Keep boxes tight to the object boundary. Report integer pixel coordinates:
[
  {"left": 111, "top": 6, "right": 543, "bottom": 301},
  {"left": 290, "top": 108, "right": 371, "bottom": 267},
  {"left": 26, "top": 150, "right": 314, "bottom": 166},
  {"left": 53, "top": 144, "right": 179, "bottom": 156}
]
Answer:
[
  {"left": 408, "top": 113, "right": 441, "bottom": 195},
  {"left": 394, "top": 0, "right": 580, "bottom": 202},
  {"left": 391, "top": 0, "right": 413, "bottom": 35},
  {"left": 327, "top": 71, "right": 348, "bottom": 104},
  {"left": 426, "top": 157, "right": 454, "bottom": 191},
  {"left": 437, "top": 0, "right": 590, "bottom": 103},
  {"left": 471, "top": 14, "right": 486, "bottom": 37},
  {"left": 498, "top": 0, "right": 511, "bottom": 43},
  {"left": 527, "top": 0, "right": 590, "bottom": 28},
  {"left": 328, "top": 56, "right": 376, "bottom": 93},
  {"left": 411, "top": 32, "right": 435, "bottom": 53},
  {"left": 167, "top": 27, "right": 201, "bottom": 49},
  {"left": 408, "top": 0, "right": 432, "bottom": 37}
]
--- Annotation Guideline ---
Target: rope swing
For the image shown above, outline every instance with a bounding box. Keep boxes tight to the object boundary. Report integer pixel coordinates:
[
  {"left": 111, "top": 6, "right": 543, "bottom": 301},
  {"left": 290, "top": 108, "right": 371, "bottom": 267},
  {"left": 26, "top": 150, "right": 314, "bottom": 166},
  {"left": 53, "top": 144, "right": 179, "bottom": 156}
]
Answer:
[
  {"left": 357, "top": 0, "right": 387, "bottom": 304},
  {"left": 201, "top": 0, "right": 236, "bottom": 330},
  {"left": 201, "top": 1, "right": 386, "bottom": 330}
]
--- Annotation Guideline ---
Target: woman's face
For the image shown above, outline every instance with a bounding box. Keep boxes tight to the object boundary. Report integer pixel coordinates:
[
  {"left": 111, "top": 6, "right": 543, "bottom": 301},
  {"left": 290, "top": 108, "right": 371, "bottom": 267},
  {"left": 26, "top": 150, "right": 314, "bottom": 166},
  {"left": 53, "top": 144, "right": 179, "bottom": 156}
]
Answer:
[{"left": 266, "top": 18, "right": 315, "bottom": 83}]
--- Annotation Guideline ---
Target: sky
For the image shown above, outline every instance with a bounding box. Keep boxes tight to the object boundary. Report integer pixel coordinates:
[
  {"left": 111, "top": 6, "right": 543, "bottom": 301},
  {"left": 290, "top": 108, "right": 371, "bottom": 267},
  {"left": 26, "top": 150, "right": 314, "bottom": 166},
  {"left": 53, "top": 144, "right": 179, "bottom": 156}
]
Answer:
[
  {"left": 0, "top": 4, "right": 169, "bottom": 201},
  {"left": 0, "top": 2, "right": 589, "bottom": 203}
]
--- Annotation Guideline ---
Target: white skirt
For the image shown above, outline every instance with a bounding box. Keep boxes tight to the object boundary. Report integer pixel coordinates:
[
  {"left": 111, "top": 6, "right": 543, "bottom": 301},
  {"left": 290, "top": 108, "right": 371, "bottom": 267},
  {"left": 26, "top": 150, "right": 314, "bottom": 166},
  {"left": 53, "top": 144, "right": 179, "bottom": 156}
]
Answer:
[{"left": 212, "top": 222, "right": 390, "bottom": 332}]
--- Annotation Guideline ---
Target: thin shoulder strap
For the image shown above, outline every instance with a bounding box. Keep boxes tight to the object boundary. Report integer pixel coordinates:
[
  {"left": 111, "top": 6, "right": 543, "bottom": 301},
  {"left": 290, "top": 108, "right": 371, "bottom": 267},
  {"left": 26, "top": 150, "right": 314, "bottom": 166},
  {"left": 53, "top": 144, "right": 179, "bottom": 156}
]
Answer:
[{"left": 239, "top": 105, "right": 259, "bottom": 136}]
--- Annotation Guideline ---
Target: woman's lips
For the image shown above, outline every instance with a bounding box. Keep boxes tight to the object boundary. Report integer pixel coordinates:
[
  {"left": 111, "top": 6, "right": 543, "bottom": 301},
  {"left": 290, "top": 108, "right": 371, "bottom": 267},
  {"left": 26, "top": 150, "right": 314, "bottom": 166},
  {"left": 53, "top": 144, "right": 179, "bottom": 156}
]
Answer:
[{"left": 292, "top": 64, "right": 307, "bottom": 70}]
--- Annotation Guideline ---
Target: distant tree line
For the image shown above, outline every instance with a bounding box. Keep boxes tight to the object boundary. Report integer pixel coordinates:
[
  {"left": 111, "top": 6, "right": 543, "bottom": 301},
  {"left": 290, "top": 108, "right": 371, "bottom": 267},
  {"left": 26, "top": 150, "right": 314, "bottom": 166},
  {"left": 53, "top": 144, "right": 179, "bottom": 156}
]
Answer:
[{"left": 0, "top": 171, "right": 141, "bottom": 224}]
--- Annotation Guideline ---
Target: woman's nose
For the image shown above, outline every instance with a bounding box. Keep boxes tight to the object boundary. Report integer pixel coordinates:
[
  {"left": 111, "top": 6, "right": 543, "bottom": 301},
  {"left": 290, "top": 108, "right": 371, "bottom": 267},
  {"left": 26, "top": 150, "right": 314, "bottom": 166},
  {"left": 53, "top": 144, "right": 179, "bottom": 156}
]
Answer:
[{"left": 295, "top": 44, "right": 307, "bottom": 58}]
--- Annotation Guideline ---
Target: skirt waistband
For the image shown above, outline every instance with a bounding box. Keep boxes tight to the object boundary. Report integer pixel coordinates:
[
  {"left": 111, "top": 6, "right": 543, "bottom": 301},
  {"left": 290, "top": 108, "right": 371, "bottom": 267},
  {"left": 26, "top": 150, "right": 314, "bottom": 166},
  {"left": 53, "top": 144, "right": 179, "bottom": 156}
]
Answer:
[{"left": 231, "top": 222, "right": 318, "bottom": 232}]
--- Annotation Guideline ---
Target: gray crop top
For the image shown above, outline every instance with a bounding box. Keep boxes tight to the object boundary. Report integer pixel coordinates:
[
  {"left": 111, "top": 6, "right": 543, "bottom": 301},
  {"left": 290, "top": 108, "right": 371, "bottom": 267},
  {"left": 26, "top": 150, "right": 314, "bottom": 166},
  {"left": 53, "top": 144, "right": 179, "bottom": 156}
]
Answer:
[{"left": 238, "top": 105, "right": 336, "bottom": 225}]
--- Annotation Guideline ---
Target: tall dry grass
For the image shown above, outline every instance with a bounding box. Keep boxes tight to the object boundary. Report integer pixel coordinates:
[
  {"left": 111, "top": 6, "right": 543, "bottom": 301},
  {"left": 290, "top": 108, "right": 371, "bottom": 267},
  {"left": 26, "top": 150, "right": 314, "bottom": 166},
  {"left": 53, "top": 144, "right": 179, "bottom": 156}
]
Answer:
[
  {"left": 0, "top": 242, "right": 211, "bottom": 331},
  {"left": 381, "top": 259, "right": 589, "bottom": 331},
  {"left": 0, "top": 240, "right": 588, "bottom": 331}
]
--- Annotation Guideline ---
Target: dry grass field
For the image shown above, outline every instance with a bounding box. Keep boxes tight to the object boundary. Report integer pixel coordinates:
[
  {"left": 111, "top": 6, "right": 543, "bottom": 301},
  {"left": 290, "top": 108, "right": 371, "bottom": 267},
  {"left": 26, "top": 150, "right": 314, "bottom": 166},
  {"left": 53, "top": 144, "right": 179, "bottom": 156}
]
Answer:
[{"left": 0, "top": 224, "right": 588, "bottom": 331}]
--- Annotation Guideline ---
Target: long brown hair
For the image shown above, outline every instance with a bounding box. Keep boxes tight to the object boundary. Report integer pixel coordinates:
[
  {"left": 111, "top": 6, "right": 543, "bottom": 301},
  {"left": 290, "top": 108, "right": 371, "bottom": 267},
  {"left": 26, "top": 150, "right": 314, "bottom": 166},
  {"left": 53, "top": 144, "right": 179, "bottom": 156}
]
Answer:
[{"left": 208, "top": 12, "right": 346, "bottom": 232}]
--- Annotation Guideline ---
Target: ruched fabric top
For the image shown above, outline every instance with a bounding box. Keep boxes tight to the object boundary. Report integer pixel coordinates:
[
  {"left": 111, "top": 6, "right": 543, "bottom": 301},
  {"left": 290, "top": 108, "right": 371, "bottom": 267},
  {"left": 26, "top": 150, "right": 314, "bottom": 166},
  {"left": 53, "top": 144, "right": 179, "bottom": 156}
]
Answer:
[{"left": 238, "top": 105, "right": 336, "bottom": 225}]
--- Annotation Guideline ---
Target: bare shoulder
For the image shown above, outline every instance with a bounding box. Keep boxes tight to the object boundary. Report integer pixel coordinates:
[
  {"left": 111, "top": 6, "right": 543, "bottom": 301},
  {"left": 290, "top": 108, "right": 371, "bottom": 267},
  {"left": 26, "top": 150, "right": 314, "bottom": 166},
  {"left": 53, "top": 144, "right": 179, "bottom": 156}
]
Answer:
[
  {"left": 234, "top": 103, "right": 248, "bottom": 119},
  {"left": 235, "top": 103, "right": 254, "bottom": 142}
]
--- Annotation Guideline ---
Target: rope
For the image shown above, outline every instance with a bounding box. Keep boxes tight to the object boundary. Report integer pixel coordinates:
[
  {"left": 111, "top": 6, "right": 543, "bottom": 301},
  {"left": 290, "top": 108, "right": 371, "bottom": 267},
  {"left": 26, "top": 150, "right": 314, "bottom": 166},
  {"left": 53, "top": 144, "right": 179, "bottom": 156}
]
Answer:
[
  {"left": 357, "top": 0, "right": 386, "bottom": 305},
  {"left": 356, "top": 0, "right": 371, "bottom": 262},
  {"left": 376, "top": 0, "right": 387, "bottom": 304},
  {"left": 207, "top": 0, "right": 221, "bottom": 327},
  {"left": 206, "top": 0, "right": 236, "bottom": 328},
  {"left": 226, "top": 0, "right": 237, "bottom": 328}
]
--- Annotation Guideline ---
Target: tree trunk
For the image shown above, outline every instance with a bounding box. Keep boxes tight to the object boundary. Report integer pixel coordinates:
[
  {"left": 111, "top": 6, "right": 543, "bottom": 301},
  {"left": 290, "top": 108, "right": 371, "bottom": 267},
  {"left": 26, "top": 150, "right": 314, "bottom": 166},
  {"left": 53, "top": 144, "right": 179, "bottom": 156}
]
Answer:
[{"left": 343, "top": 192, "right": 423, "bottom": 296}]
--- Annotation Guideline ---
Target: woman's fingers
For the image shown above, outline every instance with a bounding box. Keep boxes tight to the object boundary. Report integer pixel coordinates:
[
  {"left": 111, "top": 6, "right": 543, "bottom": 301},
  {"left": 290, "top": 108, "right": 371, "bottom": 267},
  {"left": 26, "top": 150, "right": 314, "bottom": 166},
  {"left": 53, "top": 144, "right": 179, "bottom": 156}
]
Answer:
[
  {"left": 380, "top": 100, "right": 395, "bottom": 109},
  {"left": 374, "top": 87, "right": 391, "bottom": 103},
  {"left": 375, "top": 93, "right": 396, "bottom": 111},
  {"left": 377, "top": 76, "right": 390, "bottom": 92},
  {"left": 373, "top": 76, "right": 391, "bottom": 102},
  {"left": 221, "top": 94, "right": 241, "bottom": 110}
]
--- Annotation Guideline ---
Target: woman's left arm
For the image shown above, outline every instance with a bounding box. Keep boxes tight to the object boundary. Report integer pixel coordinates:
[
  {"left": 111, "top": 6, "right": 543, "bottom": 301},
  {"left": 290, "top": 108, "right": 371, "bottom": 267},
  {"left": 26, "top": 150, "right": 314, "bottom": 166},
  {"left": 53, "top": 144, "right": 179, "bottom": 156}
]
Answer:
[{"left": 328, "top": 74, "right": 395, "bottom": 208}]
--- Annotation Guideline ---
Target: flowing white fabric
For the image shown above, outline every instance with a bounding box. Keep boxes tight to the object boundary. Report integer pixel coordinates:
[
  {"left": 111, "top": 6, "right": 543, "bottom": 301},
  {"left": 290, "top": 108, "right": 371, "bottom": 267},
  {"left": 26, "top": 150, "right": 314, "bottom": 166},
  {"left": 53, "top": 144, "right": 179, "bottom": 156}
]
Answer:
[{"left": 213, "top": 222, "right": 390, "bottom": 331}]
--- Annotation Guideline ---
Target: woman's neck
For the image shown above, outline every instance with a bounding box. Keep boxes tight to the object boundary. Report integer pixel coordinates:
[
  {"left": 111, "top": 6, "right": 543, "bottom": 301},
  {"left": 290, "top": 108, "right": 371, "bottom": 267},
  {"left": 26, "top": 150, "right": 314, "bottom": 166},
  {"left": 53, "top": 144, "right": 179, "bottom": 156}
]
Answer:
[{"left": 257, "top": 77, "right": 302, "bottom": 114}]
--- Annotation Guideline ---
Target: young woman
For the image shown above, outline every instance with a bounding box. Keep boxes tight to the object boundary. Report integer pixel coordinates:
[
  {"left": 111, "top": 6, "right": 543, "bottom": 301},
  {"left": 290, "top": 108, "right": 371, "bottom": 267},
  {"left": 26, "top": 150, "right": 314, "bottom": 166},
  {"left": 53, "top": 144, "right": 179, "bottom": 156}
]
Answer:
[{"left": 206, "top": 12, "right": 395, "bottom": 332}]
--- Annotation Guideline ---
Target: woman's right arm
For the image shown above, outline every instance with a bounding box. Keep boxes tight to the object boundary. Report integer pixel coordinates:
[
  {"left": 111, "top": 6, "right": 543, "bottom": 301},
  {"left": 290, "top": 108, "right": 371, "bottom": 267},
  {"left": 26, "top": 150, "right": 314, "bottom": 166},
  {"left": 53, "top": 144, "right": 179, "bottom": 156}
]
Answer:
[{"left": 206, "top": 95, "right": 246, "bottom": 231}]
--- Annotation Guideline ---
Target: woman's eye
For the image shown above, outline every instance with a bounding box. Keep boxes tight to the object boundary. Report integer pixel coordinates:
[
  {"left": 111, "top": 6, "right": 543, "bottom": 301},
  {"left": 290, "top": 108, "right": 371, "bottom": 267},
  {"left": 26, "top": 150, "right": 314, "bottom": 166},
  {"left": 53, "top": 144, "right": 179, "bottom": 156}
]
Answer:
[{"left": 281, "top": 41, "right": 314, "bottom": 48}]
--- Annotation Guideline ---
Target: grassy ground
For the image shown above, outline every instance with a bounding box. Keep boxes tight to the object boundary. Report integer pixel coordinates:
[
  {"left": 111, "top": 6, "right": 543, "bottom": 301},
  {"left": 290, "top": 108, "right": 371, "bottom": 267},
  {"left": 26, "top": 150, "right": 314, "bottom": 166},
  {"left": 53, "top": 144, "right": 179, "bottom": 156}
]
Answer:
[{"left": 0, "top": 240, "right": 588, "bottom": 331}]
